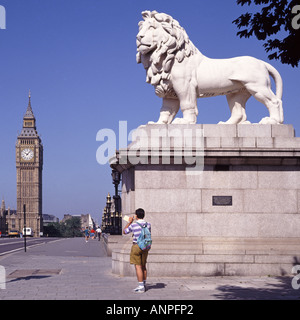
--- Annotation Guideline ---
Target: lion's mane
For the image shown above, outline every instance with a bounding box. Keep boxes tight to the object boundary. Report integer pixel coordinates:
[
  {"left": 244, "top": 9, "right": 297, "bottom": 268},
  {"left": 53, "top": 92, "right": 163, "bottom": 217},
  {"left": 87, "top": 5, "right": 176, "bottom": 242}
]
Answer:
[{"left": 137, "top": 10, "right": 199, "bottom": 98}]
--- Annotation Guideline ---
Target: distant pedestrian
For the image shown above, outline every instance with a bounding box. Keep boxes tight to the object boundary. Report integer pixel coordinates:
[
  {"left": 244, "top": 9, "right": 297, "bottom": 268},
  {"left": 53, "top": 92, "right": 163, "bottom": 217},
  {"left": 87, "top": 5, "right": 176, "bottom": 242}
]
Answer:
[
  {"left": 96, "top": 226, "right": 102, "bottom": 241},
  {"left": 90, "top": 228, "right": 95, "bottom": 239},
  {"left": 84, "top": 227, "right": 89, "bottom": 242},
  {"left": 123, "top": 208, "right": 151, "bottom": 293}
]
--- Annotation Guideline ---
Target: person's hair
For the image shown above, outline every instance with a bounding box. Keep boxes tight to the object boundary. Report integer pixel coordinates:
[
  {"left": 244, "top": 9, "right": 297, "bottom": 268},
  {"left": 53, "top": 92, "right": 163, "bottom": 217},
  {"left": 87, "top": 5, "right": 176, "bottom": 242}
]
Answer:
[{"left": 135, "top": 208, "right": 145, "bottom": 219}]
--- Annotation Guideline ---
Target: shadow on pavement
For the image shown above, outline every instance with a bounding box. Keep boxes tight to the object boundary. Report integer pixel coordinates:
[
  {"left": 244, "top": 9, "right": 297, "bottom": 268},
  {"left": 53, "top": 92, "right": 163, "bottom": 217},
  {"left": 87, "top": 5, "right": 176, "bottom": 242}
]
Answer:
[
  {"left": 213, "top": 277, "right": 300, "bottom": 300},
  {"left": 8, "top": 275, "right": 52, "bottom": 283},
  {"left": 147, "top": 283, "right": 166, "bottom": 291}
]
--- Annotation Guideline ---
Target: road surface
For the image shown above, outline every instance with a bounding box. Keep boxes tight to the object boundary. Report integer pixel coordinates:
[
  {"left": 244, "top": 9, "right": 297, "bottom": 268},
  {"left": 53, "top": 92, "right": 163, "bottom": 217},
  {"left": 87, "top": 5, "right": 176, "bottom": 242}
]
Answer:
[{"left": 0, "top": 237, "right": 62, "bottom": 256}]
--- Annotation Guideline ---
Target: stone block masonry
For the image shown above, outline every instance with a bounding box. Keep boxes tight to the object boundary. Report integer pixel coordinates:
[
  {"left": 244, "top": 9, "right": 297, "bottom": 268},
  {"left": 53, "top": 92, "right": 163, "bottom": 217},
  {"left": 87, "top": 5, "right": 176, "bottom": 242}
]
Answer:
[{"left": 110, "top": 124, "right": 300, "bottom": 276}]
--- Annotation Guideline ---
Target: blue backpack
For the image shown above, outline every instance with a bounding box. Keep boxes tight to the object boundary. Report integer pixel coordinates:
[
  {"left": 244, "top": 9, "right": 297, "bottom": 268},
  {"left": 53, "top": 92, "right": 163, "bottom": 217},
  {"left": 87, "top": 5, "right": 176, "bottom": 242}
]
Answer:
[{"left": 136, "top": 222, "right": 152, "bottom": 251}]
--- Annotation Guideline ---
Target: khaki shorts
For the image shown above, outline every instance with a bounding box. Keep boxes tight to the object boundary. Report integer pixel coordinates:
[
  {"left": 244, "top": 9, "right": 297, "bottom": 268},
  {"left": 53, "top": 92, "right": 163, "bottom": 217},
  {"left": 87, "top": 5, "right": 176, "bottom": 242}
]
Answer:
[{"left": 130, "top": 244, "right": 149, "bottom": 266}]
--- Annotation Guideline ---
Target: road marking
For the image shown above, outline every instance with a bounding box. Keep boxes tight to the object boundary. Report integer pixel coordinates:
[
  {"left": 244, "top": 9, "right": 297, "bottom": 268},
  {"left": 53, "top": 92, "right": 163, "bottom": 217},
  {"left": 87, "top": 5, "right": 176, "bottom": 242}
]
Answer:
[
  {"left": 0, "top": 238, "right": 45, "bottom": 246},
  {"left": 0, "top": 247, "right": 28, "bottom": 256},
  {"left": 0, "top": 239, "right": 65, "bottom": 256}
]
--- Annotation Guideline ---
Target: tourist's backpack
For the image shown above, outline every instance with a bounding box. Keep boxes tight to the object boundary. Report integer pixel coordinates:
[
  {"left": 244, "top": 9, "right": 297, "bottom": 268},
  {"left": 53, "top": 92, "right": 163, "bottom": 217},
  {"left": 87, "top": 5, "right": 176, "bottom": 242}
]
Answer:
[{"left": 136, "top": 222, "right": 152, "bottom": 251}]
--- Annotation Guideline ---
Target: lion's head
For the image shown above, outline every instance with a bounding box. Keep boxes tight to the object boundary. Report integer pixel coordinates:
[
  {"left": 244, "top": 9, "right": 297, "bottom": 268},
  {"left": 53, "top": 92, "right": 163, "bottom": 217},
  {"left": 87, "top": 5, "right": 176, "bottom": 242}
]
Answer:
[{"left": 136, "top": 10, "right": 198, "bottom": 98}]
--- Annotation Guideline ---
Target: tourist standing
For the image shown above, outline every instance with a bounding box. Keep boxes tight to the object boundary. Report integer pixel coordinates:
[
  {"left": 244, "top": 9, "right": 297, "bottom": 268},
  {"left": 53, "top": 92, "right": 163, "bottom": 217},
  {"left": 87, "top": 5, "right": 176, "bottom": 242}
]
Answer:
[{"left": 123, "top": 208, "right": 151, "bottom": 293}]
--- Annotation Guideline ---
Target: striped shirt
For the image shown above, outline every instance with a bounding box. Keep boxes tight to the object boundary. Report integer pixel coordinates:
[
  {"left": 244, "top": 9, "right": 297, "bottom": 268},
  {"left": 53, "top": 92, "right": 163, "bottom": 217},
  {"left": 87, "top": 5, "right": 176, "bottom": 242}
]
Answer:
[{"left": 124, "top": 219, "right": 151, "bottom": 244}]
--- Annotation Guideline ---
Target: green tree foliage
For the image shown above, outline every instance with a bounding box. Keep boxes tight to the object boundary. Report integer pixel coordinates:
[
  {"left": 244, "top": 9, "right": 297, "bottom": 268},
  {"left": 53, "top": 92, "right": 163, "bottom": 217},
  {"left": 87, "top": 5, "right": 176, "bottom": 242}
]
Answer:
[
  {"left": 64, "top": 217, "right": 82, "bottom": 237},
  {"left": 44, "top": 217, "right": 82, "bottom": 237},
  {"left": 233, "top": 0, "right": 300, "bottom": 67},
  {"left": 43, "top": 222, "right": 62, "bottom": 237}
]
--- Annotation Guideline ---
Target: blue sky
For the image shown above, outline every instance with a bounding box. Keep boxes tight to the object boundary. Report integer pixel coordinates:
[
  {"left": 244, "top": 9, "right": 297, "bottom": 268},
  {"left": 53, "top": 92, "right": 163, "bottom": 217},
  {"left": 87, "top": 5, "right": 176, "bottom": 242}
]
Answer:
[{"left": 0, "top": 0, "right": 299, "bottom": 223}]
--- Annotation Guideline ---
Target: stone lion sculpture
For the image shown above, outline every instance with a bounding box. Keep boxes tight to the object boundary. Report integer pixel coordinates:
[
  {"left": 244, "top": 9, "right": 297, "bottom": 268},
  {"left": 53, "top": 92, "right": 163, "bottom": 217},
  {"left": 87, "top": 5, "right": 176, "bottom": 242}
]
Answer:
[{"left": 136, "top": 10, "right": 283, "bottom": 125}]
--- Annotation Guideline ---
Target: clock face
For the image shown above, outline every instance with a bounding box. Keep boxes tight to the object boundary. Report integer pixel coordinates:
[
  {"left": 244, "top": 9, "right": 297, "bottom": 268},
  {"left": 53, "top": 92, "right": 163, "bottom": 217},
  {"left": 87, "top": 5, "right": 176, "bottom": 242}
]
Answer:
[{"left": 21, "top": 148, "right": 34, "bottom": 161}]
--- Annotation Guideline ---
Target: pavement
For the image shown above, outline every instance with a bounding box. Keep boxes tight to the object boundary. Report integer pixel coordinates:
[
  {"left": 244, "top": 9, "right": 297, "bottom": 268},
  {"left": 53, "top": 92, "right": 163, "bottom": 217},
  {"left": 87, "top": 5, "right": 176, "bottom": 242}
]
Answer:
[{"left": 0, "top": 237, "right": 299, "bottom": 301}]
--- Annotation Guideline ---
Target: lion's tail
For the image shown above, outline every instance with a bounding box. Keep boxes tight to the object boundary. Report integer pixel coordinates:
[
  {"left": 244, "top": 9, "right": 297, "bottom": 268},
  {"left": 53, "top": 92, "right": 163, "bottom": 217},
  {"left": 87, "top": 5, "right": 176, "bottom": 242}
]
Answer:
[
  {"left": 265, "top": 62, "right": 283, "bottom": 99},
  {"left": 265, "top": 62, "right": 284, "bottom": 123}
]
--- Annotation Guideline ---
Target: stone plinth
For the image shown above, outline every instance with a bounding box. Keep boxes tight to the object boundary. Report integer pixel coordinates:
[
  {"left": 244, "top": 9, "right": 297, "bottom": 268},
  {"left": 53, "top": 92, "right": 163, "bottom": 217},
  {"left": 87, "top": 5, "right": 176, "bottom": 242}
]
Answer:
[
  {"left": 110, "top": 124, "right": 300, "bottom": 276},
  {"left": 102, "top": 234, "right": 124, "bottom": 256},
  {"left": 112, "top": 237, "right": 300, "bottom": 277}
]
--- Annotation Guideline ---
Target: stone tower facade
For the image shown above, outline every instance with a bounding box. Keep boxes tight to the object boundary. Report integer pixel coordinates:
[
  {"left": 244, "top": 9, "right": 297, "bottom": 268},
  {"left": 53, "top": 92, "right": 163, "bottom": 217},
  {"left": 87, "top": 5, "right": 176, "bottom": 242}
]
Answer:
[{"left": 16, "top": 92, "right": 43, "bottom": 237}]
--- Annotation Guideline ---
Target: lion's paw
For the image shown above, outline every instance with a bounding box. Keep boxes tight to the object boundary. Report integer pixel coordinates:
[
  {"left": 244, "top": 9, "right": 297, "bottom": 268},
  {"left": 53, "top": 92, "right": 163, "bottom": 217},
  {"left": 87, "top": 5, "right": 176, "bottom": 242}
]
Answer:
[
  {"left": 218, "top": 120, "right": 251, "bottom": 125},
  {"left": 259, "top": 117, "right": 279, "bottom": 125},
  {"left": 172, "top": 118, "right": 192, "bottom": 124},
  {"left": 240, "top": 120, "right": 251, "bottom": 124}
]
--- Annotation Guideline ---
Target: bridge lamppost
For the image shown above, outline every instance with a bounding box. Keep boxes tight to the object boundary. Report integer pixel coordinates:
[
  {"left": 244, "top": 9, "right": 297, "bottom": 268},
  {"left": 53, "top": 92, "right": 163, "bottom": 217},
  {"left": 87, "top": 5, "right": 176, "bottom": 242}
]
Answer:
[
  {"left": 111, "top": 170, "right": 121, "bottom": 235},
  {"left": 101, "top": 207, "right": 106, "bottom": 233},
  {"left": 106, "top": 193, "right": 112, "bottom": 234}
]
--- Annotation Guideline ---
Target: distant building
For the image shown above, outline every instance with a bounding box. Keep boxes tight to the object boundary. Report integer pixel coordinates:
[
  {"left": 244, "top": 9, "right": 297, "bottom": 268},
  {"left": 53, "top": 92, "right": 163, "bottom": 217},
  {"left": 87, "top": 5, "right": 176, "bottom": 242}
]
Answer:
[
  {"left": 0, "top": 199, "right": 17, "bottom": 234},
  {"left": 15, "top": 92, "right": 43, "bottom": 237},
  {"left": 0, "top": 93, "right": 44, "bottom": 237},
  {"left": 42, "top": 214, "right": 59, "bottom": 226},
  {"left": 62, "top": 214, "right": 95, "bottom": 229},
  {"left": 0, "top": 199, "right": 6, "bottom": 234}
]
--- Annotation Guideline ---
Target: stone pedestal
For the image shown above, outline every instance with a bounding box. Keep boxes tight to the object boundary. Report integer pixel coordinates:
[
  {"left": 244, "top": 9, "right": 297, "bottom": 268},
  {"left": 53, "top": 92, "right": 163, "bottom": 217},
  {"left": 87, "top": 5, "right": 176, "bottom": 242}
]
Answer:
[
  {"left": 102, "top": 234, "right": 124, "bottom": 256},
  {"left": 110, "top": 124, "right": 300, "bottom": 277}
]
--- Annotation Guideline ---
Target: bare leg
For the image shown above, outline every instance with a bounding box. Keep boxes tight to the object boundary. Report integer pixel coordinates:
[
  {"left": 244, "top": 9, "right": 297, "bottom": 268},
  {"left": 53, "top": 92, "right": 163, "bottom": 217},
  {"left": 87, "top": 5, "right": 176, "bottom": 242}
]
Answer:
[
  {"left": 142, "top": 265, "right": 147, "bottom": 282},
  {"left": 135, "top": 265, "right": 147, "bottom": 282}
]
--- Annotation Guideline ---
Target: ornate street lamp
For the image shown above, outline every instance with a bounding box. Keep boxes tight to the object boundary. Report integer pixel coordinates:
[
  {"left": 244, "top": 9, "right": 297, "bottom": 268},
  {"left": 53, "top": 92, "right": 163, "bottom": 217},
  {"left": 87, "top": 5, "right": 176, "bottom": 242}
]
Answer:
[
  {"left": 111, "top": 170, "right": 121, "bottom": 188},
  {"left": 111, "top": 170, "right": 121, "bottom": 235},
  {"left": 116, "top": 210, "right": 122, "bottom": 234},
  {"left": 106, "top": 193, "right": 112, "bottom": 234},
  {"left": 101, "top": 208, "right": 106, "bottom": 232}
]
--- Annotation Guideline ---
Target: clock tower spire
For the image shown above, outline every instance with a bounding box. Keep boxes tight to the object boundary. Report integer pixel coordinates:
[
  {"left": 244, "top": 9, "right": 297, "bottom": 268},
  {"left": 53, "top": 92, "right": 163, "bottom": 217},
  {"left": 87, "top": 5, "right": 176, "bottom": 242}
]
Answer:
[
  {"left": 22, "top": 89, "right": 37, "bottom": 133},
  {"left": 16, "top": 92, "right": 43, "bottom": 237}
]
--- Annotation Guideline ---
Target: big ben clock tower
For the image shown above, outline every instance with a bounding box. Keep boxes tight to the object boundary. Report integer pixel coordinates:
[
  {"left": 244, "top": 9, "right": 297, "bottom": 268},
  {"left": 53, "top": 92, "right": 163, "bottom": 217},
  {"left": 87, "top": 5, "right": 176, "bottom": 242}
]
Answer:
[{"left": 16, "top": 91, "right": 43, "bottom": 237}]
